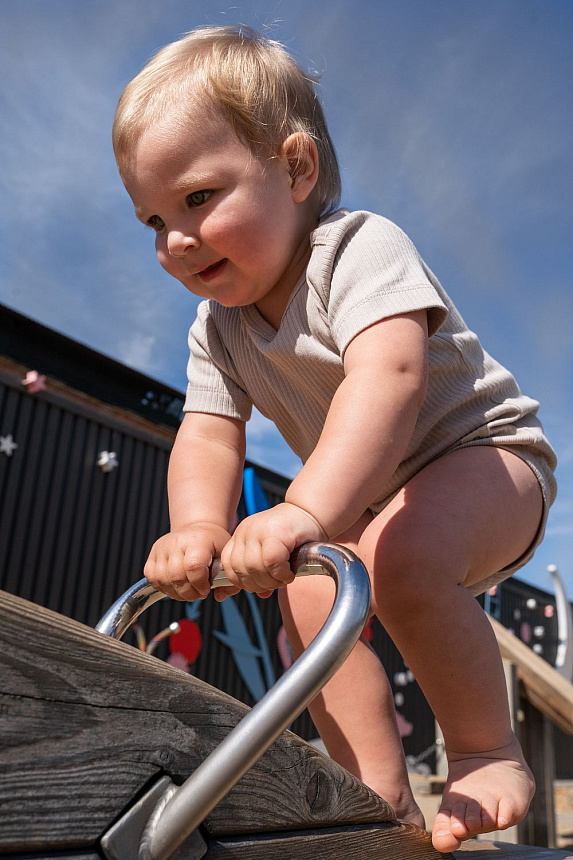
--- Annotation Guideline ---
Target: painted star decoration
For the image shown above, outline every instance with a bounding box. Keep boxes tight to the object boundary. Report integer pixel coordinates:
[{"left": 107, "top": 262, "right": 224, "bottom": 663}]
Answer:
[
  {"left": 21, "top": 370, "right": 47, "bottom": 393},
  {"left": 97, "top": 450, "right": 119, "bottom": 473},
  {"left": 0, "top": 435, "right": 18, "bottom": 457}
]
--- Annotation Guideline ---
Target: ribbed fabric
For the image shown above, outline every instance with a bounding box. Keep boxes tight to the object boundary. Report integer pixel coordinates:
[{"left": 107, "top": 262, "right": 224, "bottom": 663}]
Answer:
[{"left": 185, "top": 210, "right": 557, "bottom": 512}]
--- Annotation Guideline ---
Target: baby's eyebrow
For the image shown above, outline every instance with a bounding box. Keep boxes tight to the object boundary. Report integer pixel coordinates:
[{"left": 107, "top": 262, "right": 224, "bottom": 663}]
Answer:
[{"left": 171, "top": 171, "right": 216, "bottom": 191}]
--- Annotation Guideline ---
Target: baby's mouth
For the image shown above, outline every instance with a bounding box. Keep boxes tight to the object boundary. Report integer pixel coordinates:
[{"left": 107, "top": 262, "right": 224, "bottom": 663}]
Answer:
[{"left": 197, "top": 259, "right": 227, "bottom": 283}]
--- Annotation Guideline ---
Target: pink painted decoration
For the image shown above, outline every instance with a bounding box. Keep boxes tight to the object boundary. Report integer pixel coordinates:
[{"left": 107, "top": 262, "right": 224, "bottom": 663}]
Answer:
[
  {"left": 276, "top": 625, "right": 293, "bottom": 669},
  {"left": 22, "top": 370, "right": 47, "bottom": 393},
  {"left": 396, "top": 711, "right": 413, "bottom": 738},
  {"left": 167, "top": 652, "right": 189, "bottom": 672}
]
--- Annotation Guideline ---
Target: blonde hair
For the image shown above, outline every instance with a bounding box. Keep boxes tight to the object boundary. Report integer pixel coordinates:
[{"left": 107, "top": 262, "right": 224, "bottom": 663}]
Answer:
[{"left": 113, "top": 25, "right": 341, "bottom": 216}]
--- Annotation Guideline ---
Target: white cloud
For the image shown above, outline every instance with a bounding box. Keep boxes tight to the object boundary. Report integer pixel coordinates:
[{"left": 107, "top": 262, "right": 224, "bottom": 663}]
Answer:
[{"left": 246, "top": 409, "right": 301, "bottom": 478}]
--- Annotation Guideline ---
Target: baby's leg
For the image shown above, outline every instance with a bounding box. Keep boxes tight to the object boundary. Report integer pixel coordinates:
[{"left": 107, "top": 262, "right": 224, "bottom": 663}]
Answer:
[
  {"left": 358, "top": 446, "right": 542, "bottom": 852},
  {"left": 279, "top": 513, "right": 424, "bottom": 828}
]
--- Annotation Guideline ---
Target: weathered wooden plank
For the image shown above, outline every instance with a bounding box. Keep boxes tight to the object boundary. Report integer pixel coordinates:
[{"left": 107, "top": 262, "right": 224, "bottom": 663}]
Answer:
[
  {"left": 204, "top": 822, "right": 447, "bottom": 859},
  {"left": 455, "top": 839, "right": 573, "bottom": 858},
  {"left": 14, "top": 853, "right": 100, "bottom": 859},
  {"left": 0, "top": 589, "right": 394, "bottom": 853},
  {"left": 490, "top": 617, "right": 573, "bottom": 735}
]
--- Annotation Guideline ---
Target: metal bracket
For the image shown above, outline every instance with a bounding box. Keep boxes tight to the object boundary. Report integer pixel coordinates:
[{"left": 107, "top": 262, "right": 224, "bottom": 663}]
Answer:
[{"left": 100, "top": 776, "right": 207, "bottom": 860}]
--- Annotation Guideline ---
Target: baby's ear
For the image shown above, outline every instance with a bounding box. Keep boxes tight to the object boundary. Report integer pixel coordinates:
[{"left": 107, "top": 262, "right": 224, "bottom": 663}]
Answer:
[{"left": 280, "top": 133, "right": 319, "bottom": 203}]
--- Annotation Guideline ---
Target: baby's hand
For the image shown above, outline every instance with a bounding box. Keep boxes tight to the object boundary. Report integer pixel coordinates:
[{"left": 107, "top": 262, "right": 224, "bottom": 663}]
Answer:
[
  {"left": 144, "top": 522, "right": 232, "bottom": 601},
  {"left": 218, "top": 503, "right": 327, "bottom": 601}
]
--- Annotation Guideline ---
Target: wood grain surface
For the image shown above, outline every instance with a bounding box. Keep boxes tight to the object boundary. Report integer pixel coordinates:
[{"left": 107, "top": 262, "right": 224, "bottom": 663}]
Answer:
[
  {"left": 456, "top": 840, "right": 573, "bottom": 858},
  {"left": 204, "top": 821, "right": 447, "bottom": 859},
  {"left": 0, "top": 589, "right": 395, "bottom": 854},
  {"left": 13, "top": 854, "right": 100, "bottom": 860}
]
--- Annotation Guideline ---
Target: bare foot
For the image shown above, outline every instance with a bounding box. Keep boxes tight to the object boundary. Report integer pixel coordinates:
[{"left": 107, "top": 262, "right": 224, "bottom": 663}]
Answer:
[
  {"left": 368, "top": 780, "right": 426, "bottom": 830},
  {"left": 431, "top": 736, "right": 535, "bottom": 853},
  {"left": 397, "top": 797, "right": 426, "bottom": 831}
]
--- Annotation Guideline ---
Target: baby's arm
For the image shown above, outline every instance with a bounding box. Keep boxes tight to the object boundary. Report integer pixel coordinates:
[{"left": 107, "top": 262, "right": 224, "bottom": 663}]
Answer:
[
  {"left": 286, "top": 309, "right": 428, "bottom": 536},
  {"left": 222, "top": 309, "right": 428, "bottom": 592},
  {"left": 144, "top": 411, "right": 245, "bottom": 601}
]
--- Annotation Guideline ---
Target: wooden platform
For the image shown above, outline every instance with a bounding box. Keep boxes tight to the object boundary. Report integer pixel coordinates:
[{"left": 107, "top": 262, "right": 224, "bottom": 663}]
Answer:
[
  {"left": 0, "top": 589, "right": 445, "bottom": 858},
  {"left": 456, "top": 840, "right": 573, "bottom": 858},
  {"left": 3, "top": 588, "right": 573, "bottom": 858}
]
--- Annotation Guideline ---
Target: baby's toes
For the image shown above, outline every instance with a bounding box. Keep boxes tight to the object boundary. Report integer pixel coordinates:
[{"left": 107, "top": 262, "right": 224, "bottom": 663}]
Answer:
[
  {"left": 455, "top": 798, "right": 483, "bottom": 837},
  {"left": 432, "top": 809, "right": 462, "bottom": 852},
  {"left": 479, "top": 794, "right": 503, "bottom": 833},
  {"left": 496, "top": 797, "right": 519, "bottom": 831}
]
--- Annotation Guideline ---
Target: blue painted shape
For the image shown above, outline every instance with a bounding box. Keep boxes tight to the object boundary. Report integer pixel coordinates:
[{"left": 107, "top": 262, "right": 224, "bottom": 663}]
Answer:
[
  {"left": 211, "top": 468, "right": 277, "bottom": 700},
  {"left": 245, "top": 591, "right": 276, "bottom": 689},
  {"left": 185, "top": 601, "right": 202, "bottom": 622},
  {"left": 212, "top": 630, "right": 262, "bottom": 657},
  {"left": 241, "top": 469, "right": 277, "bottom": 688},
  {"left": 213, "top": 596, "right": 267, "bottom": 701},
  {"left": 483, "top": 588, "right": 502, "bottom": 620},
  {"left": 243, "top": 467, "right": 270, "bottom": 515}
]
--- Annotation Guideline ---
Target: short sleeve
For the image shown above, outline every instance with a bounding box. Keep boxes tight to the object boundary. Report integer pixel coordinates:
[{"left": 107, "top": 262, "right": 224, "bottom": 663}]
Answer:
[
  {"left": 184, "top": 301, "right": 252, "bottom": 421},
  {"left": 312, "top": 212, "right": 448, "bottom": 356}
]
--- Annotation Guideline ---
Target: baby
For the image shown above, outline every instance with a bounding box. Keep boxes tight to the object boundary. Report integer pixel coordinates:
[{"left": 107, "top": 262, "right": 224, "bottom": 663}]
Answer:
[{"left": 113, "top": 26, "right": 557, "bottom": 852}]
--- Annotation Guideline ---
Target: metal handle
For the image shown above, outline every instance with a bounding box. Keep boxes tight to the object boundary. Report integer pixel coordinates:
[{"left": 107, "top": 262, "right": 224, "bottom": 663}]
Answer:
[
  {"left": 95, "top": 550, "right": 329, "bottom": 639},
  {"left": 97, "top": 542, "right": 371, "bottom": 860}
]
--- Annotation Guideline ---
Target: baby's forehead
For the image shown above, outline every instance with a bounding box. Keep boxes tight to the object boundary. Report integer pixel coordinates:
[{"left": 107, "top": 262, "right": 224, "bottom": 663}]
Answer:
[
  {"left": 122, "top": 109, "right": 257, "bottom": 198},
  {"left": 143, "top": 100, "right": 242, "bottom": 156}
]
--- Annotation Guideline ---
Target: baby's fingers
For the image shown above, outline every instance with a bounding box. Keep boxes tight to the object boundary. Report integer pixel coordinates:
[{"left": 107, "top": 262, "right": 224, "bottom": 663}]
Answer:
[
  {"left": 178, "top": 546, "right": 212, "bottom": 600},
  {"left": 220, "top": 538, "right": 281, "bottom": 593},
  {"left": 213, "top": 584, "right": 241, "bottom": 602},
  {"left": 144, "top": 540, "right": 211, "bottom": 602},
  {"left": 261, "top": 536, "right": 295, "bottom": 584},
  {"left": 144, "top": 554, "right": 176, "bottom": 601}
]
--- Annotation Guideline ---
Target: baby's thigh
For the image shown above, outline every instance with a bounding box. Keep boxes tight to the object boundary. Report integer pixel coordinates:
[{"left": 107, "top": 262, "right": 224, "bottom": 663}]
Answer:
[{"left": 359, "top": 446, "right": 543, "bottom": 603}]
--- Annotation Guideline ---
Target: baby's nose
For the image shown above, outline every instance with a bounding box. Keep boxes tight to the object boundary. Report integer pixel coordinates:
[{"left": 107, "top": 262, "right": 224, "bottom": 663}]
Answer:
[{"left": 167, "top": 229, "right": 199, "bottom": 257}]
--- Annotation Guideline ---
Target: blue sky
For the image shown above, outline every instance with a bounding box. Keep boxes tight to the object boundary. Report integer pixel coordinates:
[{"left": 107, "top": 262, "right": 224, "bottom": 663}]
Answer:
[{"left": 1, "top": 0, "right": 571, "bottom": 594}]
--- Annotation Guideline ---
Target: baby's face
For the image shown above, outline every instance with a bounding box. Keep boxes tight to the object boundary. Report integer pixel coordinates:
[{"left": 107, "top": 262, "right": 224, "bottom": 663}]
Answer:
[{"left": 122, "top": 104, "right": 315, "bottom": 323}]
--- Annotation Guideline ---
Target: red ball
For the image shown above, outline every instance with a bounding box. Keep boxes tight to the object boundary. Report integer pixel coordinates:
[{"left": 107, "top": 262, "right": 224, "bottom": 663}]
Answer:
[{"left": 169, "top": 619, "right": 202, "bottom": 664}]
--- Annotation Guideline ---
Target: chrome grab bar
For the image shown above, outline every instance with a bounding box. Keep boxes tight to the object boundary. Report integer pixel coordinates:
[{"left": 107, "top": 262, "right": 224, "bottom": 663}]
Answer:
[{"left": 96, "top": 542, "right": 371, "bottom": 860}]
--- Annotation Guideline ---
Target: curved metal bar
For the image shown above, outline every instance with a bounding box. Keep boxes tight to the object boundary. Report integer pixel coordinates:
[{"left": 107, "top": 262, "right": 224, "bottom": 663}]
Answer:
[
  {"left": 549, "top": 564, "right": 573, "bottom": 682},
  {"left": 95, "top": 552, "right": 330, "bottom": 639},
  {"left": 95, "top": 558, "right": 241, "bottom": 638},
  {"left": 96, "top": 542, "right": 371, "bottom": 860}
]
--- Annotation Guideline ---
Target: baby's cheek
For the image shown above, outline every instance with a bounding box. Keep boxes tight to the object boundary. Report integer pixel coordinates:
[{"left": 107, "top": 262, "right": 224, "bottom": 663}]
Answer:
[{"left": 156, "top": 248, "right": 185, "bottom": 281}]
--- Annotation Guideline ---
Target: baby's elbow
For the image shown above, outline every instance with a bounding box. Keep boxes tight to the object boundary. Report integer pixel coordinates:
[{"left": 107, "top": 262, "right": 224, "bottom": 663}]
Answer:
[
  {"left": 415, "top": 365, "right": 429, "bottom": 408},
  {"left": 394, "top": 360, "right": 428, "bottom": 411}
]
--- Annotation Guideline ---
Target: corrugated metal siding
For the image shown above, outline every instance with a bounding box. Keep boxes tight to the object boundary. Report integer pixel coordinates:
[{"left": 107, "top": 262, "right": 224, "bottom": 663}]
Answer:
[
  {"left": 478, "top": 580, "right": 559, "bottom": 667},
  {"left": 0, "top": 376, "right": 171, "bottom": 626}
]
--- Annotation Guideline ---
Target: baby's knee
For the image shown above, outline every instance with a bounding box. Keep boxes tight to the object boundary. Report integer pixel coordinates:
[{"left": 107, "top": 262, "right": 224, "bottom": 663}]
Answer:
[
  {"left": 358, "top": 522, "right": 459, "bottom": 619},
  {"left": 278, "top": 575, "right": 336, "bottom": 644}
]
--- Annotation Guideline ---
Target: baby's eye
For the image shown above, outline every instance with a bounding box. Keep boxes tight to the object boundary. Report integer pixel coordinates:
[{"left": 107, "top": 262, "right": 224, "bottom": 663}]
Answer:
[
  {"left": 186, "top": 190, "right": 213, "bottom": 207},
  {"left": 145, "top": 215, "right": 165, "bottom": 232}
]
